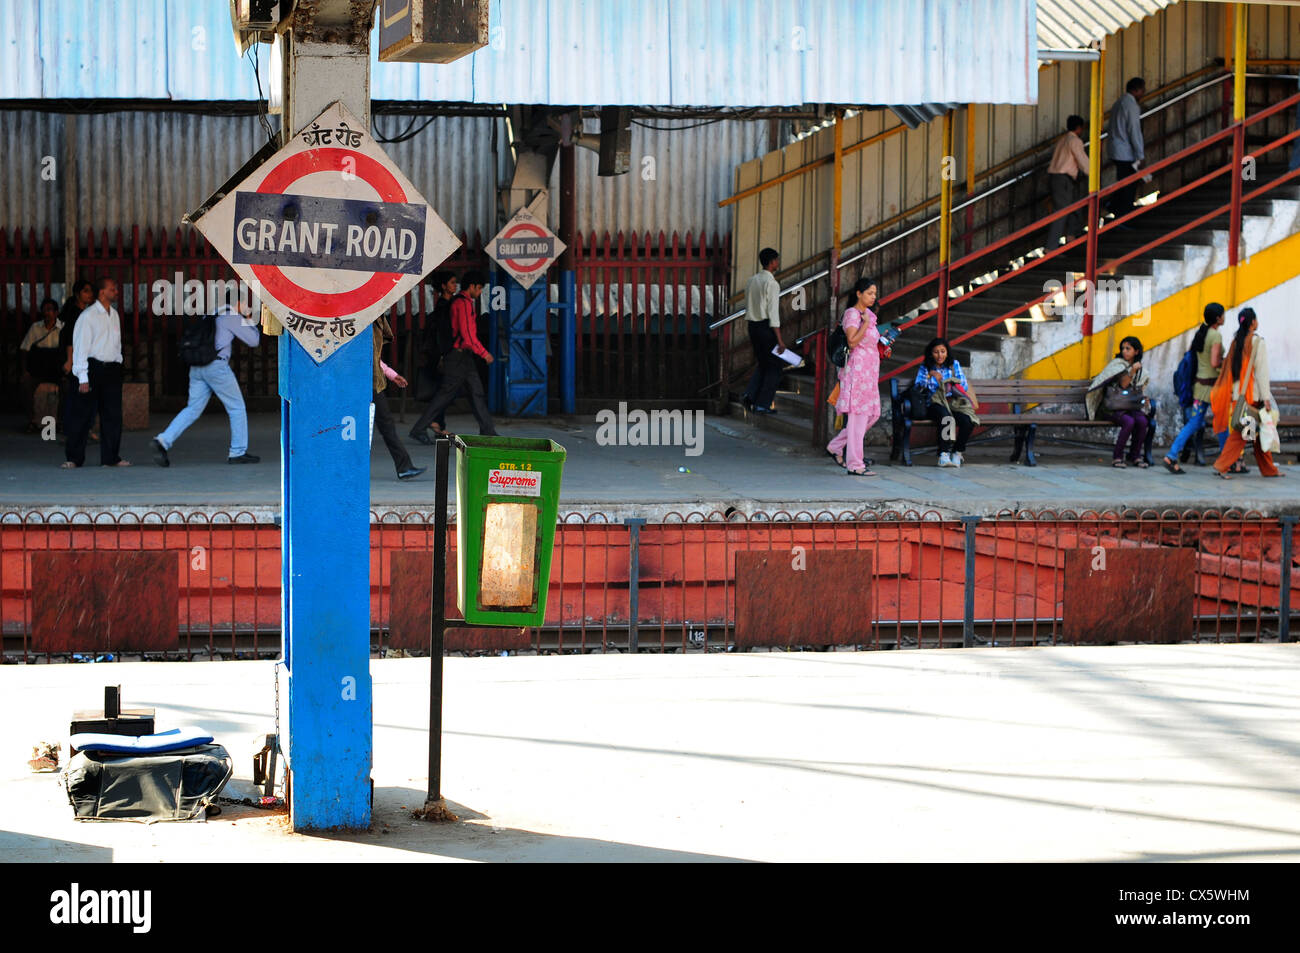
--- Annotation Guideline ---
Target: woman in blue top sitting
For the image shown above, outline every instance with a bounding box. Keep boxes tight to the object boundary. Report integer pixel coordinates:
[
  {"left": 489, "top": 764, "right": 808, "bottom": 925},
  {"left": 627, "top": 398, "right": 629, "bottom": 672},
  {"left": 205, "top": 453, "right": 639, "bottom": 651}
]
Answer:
[{"left": 913, "top": 337, "right": 981, "bottom": 467}]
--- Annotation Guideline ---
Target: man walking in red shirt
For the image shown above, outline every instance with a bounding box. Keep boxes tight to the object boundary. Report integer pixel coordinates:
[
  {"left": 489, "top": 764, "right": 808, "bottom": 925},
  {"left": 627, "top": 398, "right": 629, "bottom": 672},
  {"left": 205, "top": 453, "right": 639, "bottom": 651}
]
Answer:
[{"left": 409, "top": 270, "right": 498, "bottom": 441}]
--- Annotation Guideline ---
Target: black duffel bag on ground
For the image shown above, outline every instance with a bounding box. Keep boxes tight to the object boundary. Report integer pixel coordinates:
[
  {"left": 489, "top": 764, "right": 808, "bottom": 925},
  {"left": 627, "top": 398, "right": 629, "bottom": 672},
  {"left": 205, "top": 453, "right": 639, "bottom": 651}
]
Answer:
[{"left": 65, "top": 744, "right": 233, "bottom": 822}]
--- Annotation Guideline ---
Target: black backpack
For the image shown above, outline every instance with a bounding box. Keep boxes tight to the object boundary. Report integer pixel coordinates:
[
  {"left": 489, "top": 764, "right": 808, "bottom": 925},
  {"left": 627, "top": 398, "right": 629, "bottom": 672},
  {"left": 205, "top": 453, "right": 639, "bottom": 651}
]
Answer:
[
  {"left": 179, "top": 314, "right": 218, "bottom": 366},
  {"left": 827, "top": 325, "right": 849, "bottom": 367},
  {"left": 424, "top": 297, "right": 455, "bottom": 358}
]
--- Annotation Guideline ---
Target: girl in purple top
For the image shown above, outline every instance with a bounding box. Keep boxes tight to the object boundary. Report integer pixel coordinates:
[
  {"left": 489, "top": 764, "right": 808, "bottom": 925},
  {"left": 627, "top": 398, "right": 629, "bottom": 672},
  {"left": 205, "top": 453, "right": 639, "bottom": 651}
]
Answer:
[{"left": 826, "top": 278, "right": 882, "bottom": 476}]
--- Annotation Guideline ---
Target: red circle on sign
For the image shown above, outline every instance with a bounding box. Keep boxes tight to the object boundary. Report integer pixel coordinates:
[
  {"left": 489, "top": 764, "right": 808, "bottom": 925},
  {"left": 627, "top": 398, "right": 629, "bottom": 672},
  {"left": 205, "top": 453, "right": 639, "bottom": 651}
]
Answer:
[
  {"left": 250, "top": 148, "right": 409, "bottom": 318},
  {"left": 499, "top": 222, "right": 551, "bottom": 274}
]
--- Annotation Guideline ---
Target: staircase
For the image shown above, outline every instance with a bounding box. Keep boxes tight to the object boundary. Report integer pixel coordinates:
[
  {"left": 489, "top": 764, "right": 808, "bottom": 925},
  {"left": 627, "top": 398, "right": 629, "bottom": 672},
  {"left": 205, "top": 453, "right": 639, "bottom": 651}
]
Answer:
[
  {"left": 728, "top": 365, "right": 821, "bottom": 444},
  {"left": 717, "top": 72, "right": 1300, "bottom": 447}
]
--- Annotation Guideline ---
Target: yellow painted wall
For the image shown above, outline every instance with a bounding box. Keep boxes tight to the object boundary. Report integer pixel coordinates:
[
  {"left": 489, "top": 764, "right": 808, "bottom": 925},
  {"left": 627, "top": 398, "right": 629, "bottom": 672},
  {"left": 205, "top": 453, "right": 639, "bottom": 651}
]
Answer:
[{"left": 1022, "top": 226, "right": 1300, "bottom": 381}]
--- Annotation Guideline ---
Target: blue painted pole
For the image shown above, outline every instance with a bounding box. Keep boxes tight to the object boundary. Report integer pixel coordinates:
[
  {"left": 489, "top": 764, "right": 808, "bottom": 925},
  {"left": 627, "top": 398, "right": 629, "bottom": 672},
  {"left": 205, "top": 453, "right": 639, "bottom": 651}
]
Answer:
[
  {"left": 280, "top": 330, "right": 373, "bottom": 830},
  {"left": 560, "top": 269, "right": 576, "bottom": 414}
]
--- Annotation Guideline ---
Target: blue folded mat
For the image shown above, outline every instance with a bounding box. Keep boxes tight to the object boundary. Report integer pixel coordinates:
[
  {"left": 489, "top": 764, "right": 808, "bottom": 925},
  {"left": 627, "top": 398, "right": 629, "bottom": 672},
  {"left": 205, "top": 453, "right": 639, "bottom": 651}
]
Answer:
[{"left": 70, "top": 727, "right": 215, "bottom": 755}]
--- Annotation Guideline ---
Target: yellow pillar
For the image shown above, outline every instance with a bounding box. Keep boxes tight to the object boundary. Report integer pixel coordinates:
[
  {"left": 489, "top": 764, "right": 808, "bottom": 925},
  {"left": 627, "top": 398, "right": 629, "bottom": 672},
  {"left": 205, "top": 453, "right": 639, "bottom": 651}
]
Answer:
[
  {"left": 1084, "top": 49, "right": 1104, "bottom": 378},
  {"left": 1088, "top": 52, "right": 1103, "bottom": 193},
  {"left": 832, "top": 110, "right": 843, "bottom": 262},
  {"left": 965, "top": 105, "right": 976, "bottom": 194},
  {"left": 937, "top": 110, "right": 954, "bottom": 337},
  {"left": 1230, "top": 3, "right": 1247, "bottom": 305},
  {"left": 1234, "top": 5, "right": 1247, "bottom": 122},
  {"left": 940, "top": 111, "right": 953, "bottom": 266}
]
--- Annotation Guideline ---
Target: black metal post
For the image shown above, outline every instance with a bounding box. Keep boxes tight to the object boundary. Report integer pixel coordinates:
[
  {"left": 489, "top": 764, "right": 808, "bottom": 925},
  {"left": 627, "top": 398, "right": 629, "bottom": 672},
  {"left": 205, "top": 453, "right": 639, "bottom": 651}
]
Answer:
[
  {"left": 625, "top": 518, "right": 645, "bottom": 652},
  {"left": 962, "top": 515, "right": 980, "bottom": 648},
  {"left": 1281, "top": 515, "right": 1296, "bottom": 644},
  {"left": 426, "top": 434, "right": 450, "bottom": 808}
]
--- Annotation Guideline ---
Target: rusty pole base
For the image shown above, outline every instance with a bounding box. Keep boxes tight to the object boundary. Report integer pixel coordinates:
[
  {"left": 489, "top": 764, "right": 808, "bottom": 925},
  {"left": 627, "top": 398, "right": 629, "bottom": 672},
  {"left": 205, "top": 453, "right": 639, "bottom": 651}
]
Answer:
[{"left": 413, "top": 797, "right": 459, "bottom": 823}]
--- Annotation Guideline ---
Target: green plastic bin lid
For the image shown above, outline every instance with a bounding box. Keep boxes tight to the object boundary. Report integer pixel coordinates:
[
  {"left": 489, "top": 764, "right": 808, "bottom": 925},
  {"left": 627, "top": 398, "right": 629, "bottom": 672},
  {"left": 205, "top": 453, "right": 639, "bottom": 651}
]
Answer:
[{"left": 454, "top": 435, "right": 566, "bottom": 457}]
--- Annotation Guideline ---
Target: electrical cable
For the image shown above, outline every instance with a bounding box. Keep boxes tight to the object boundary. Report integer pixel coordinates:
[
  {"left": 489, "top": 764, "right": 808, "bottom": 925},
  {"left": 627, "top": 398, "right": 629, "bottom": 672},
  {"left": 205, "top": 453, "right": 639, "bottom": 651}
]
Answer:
[
  {"left": 372, "top": 112, "right": 438, "bottom": 143},
  {"left": 247, "top": 44, "right": 277, "bottom": 146}
]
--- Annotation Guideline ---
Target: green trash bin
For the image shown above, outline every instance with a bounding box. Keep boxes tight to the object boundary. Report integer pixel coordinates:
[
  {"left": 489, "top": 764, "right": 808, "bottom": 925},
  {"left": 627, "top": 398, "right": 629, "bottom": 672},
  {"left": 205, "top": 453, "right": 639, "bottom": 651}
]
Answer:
[{"left": 454, "top": 435, "right": 567, "bottom": 626}]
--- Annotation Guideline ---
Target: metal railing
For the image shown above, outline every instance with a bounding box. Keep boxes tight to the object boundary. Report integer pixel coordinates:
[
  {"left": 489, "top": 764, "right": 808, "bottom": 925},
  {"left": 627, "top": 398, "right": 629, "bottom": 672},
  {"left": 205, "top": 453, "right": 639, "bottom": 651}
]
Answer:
[
  {"left": 2, "top": 507, "right": 1293, "bottom": 660},
  {"left": 709, "top": 69, "right": 1265, "bottom": 334}
]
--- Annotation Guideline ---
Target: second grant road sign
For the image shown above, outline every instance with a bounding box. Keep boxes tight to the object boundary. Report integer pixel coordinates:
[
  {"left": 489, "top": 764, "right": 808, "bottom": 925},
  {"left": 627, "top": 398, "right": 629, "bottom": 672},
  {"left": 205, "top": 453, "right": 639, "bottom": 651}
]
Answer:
[{"left": 195, "top": 101, "right": 460, "bottom": 363}]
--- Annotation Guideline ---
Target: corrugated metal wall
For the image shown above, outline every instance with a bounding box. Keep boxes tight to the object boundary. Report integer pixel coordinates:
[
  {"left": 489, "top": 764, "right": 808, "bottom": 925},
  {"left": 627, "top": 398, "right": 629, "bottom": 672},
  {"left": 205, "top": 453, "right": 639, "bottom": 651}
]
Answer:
[
  {"left": 551, "top": 117, "right": 768, "bottom": 239},
  {"left": 728, "top": 0, "right": 1300, "bottom": 290},
  {"left": 0, "top": 110, "right": 764, "bottom": 241}
]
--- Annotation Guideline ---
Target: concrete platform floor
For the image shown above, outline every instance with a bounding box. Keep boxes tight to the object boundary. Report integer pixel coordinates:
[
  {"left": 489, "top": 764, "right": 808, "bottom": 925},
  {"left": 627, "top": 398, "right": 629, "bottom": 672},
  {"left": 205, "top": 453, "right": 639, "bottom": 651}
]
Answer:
[
  {"left": 3, "top": 643, "right": 1298, "bottom": 862},
  {"left": 2, "top": 411, "right": 1297, "bottom": 520}
]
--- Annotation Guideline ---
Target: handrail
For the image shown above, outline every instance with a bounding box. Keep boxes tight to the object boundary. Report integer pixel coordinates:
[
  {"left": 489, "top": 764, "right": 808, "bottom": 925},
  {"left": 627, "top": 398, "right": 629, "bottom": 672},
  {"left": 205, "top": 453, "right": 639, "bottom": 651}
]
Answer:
[
  {"left": 874, "top": 87, "right": 1300, "bottom": 383},
  {"left": 714, "top": 62, "right": 1234, "bottom": 212},
  {"left": 709, "top": 68, "right": 1265, "bottom": 331}
]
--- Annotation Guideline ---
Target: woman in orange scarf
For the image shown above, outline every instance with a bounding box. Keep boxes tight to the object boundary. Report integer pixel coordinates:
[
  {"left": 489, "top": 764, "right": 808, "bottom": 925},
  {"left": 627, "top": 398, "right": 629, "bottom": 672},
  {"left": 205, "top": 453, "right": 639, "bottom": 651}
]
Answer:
[{"left": 1211, "top": 308, "right": 1280, "bottom": 479}]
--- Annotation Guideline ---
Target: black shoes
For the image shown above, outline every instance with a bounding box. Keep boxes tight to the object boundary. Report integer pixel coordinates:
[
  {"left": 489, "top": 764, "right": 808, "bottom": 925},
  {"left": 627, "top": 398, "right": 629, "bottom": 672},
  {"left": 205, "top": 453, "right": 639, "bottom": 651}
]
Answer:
[
  {"left": 228, "top": 453, "right": 260, "bottom": 464},
  {"left": 409, "top": 430, "right": 433, "bottom": 445},
  {"left": 397, "top": 467, "right": 427, "bottom": 481},
  {"left": 151, "top": 439, "right": 169, "bottom": 467}
]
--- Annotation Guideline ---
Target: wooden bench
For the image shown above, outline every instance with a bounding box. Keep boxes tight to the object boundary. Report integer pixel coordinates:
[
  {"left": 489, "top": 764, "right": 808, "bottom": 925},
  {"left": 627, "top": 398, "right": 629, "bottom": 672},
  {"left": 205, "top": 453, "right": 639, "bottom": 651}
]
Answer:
[
  {"left": 1274, "top": 381, "right": 1300, "bottom": 430},
  {"left": 889, "top": 377, "right": 1157, "bottom": 467}
]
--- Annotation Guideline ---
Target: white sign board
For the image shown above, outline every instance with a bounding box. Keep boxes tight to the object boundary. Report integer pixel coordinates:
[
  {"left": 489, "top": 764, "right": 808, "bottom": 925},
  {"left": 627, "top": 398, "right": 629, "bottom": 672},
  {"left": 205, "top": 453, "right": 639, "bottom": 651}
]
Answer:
[
  {"left": 194, "top": 102, "right": 459, "bottom": 363},
  {"left": 487, "top": 207, "right": 566, "bottom": 290},
  {"left": 487, "top": 468, "right": 542, "bottom": 497}
]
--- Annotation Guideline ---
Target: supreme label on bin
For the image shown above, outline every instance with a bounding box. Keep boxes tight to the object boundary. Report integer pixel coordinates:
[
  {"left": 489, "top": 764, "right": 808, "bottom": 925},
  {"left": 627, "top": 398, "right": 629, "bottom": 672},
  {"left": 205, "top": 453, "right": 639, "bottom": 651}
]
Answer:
[{"left": 488, "top": 468, "right": 542, "bottom": 497}]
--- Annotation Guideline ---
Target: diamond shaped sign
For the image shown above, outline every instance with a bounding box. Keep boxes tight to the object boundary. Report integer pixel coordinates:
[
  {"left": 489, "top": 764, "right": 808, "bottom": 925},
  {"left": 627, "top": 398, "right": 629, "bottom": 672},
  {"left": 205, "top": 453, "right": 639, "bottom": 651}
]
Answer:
[
  {"left": 487, "top": 207, "right": 566, "bottom": 290},
  {"left": 193, "top": 101, "right": 459, "bottom": 363}
]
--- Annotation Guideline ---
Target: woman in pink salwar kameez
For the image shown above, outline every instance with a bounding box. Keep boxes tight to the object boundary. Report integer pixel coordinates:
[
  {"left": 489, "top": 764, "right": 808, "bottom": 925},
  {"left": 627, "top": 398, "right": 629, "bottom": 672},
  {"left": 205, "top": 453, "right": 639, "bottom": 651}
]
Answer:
[{"left": 826, "top": 278, "right": 881, "bottom": 476}]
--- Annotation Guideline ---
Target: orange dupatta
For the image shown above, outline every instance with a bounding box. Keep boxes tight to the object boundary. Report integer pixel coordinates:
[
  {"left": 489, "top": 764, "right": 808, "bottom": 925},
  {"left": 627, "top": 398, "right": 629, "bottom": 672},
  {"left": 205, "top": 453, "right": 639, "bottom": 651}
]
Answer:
[{"left": 1210, "top": 337, "right": 1255, "bottom": 434}]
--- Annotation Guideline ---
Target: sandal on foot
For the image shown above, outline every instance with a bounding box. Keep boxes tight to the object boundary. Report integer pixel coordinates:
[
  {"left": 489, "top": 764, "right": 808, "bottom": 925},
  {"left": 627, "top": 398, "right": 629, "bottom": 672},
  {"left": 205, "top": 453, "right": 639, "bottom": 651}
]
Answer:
[
  {"left": 59, "top": 461, "right": 79, "bottom": 469},
  {"left": 1112, "top": 460, "right": 1126, "bottom": 468},
  {"left": 1161, "top": 457, "right": 1185, "bottom": 474},
  {"left": 846, "top": 468, "right": 877, "bottom": 477},
  {"left": 825, "top": 449, "right": 845, "bottom": 468}
]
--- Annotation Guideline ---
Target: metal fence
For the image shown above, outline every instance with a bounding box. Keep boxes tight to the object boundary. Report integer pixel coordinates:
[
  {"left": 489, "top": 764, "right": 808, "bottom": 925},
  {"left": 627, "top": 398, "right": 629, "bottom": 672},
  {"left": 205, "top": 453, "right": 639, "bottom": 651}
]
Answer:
[
  {"left": 0, "top": 226, "right": 731, "bottom": 412},
  {"left": 2, "top": 507, "right": 1294, "bottom": 663}
]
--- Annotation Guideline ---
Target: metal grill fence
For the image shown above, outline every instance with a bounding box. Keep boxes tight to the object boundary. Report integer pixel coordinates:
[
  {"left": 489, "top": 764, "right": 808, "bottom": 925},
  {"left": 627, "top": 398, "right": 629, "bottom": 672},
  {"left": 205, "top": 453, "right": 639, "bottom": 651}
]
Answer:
[{"left": 1, "top": 507, "right": 1294, "bottom": 662}]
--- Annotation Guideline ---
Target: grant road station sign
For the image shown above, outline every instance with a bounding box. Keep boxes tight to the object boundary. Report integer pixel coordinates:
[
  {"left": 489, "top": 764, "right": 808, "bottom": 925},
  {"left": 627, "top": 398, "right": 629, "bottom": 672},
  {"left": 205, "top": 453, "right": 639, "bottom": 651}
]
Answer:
[
  {"left": 195, "top": 101, "right": 459, "bottom": 362},
  {"left": 487, "top": 207, "right": 566, "bottom": 290}
]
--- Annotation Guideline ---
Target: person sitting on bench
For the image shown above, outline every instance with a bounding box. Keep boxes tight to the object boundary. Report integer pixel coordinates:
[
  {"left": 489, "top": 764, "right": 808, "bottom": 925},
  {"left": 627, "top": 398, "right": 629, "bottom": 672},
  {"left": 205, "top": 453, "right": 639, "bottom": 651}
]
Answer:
[{"left": 1087, "top": 335, "right": 1154, "bottom": 468}]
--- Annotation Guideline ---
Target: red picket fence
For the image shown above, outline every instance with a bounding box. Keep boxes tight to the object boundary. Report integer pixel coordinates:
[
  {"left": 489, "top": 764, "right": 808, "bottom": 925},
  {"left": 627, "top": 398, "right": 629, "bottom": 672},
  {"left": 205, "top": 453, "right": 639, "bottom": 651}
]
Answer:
[
  {"left": 0, "top": 225, "right": 730, "bottom": 411},
  {"left": 1, "top": 507, "right": 1293, "bottom": 661},
  {"left": 572, "top": 231, "right": 730, "bottom": 403}
]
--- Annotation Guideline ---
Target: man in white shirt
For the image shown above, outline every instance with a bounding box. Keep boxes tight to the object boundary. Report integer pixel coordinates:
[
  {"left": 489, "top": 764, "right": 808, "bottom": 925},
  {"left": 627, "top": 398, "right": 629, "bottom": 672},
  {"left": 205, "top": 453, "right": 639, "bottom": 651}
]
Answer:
[
  {"left": 152, "top": 290, "right": 261, "bottom": 465},
  {"left": 64, "top": 276, "right": 129, "bottom": 468},
  {"left": 1046, "top": 115, "right": 1089, "bottom": 246},
  {"left": 741, "top": 247, "right": 787, "bottom": 414}
]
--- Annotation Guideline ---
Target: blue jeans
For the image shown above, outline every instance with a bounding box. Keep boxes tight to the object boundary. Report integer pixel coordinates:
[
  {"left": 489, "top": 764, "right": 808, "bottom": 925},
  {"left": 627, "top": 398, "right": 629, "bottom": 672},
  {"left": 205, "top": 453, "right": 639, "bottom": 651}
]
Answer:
[
  {"left": 156, "top": 359, "right": 249, "bottom": 457},
  {"left": 1168, "top": 401, "right": 1209, "bottom": 458}
]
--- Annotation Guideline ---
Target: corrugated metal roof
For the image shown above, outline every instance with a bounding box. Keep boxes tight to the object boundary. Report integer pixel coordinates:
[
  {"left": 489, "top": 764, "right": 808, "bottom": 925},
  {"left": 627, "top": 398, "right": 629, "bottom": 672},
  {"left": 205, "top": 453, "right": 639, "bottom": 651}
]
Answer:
[
  {"left": 381, "top": 0, "right": 1040, "bottom": 106},
  {"left": 1, "top": 0, "right": 1039, "bottom": 106},
  {"left": 0, "top": 108, "right": 764, "bottom": 240},
  {"left": 1036, "top": 0, "right": 1177, "bottom": 50},
  {"left": 1, "top": 0, "right": 275, "bottom": 100}
]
